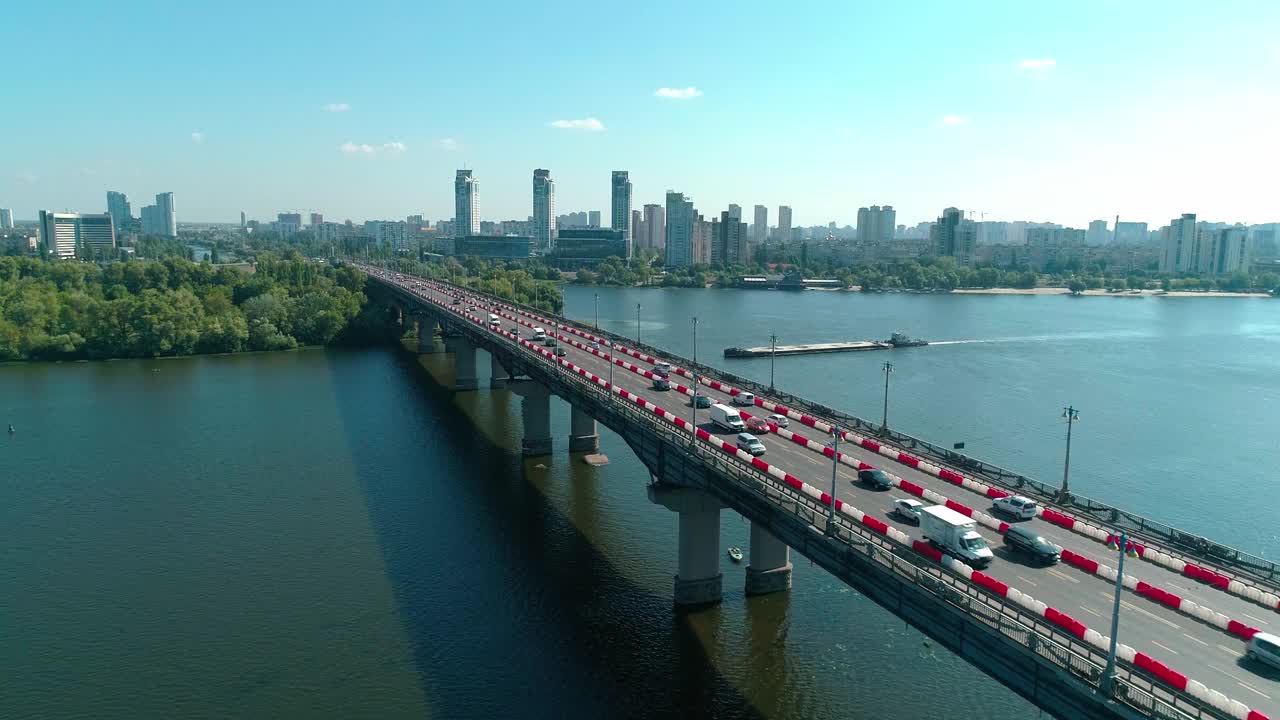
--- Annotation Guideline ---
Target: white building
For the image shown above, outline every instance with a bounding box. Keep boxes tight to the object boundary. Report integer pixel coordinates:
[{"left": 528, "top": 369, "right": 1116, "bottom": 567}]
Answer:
[
  {"left": 611, "top": 171, "right": 632, "bottom": 257},
  {"left": 776, "top": 205, "right": 792, "bottom": 243},
  {"left": 1086, "top": 219, "right": 1110, "bottom": 246},
  {"left": 1160, "top": 213, "right": 1198, "bottom": 273},
  {"left": 664, "top": 191, "right": 695, "bottom": 268},
  {"left": 38, "top": 211, "right": 116, "bottom": 258},
  {"left": 532, "top": 168, "right": 555, "bottom": 250},
  {"left": 856, "top": 205, "right": 896, "bottom": 243},
  {"left": 454, "top": 170, "right": 480, "bottom": 238},
  {"left": 752, "top": 205, "right": 767, "bottom": 248},
  {"left": 0, "top": 208, "right": 13, "bottom": 229},
  {"left": 364, "top": 220, "right": 409, "bottom": 251}
]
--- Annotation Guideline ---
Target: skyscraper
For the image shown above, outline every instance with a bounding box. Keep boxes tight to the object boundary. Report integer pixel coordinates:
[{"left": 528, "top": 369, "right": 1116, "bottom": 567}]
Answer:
[
  {"left": 753, "top": 205, "right": 767, "bottom": 247},
  {"left": 0, "top": 208, "right": 13, "bottom": 229},
  {"left": 532, "top": 169, "right": 556, "bottom": 250},
  {"left": 240, "top": 211, "right": 246, "bottom": 229},
  {"left": 930, "top": 207, "right": 976, "bottom": 265},
  {"left": 106, "top": 191, "right": 131, "bottom": 230},
  {"left": 712, "top": 209, "right": 747, "bottom": 266},
  {"left": 310, "top": 212, "right": 324, "bottom": 227},
  {"left": 1160, "top": 213, "right": 1197, "bottom": 273},
  {"left": 643, "top": 203, "right": 665, "bottom": 250},
  {"left": 38, "top": 211, "right": 116, "bottom": 259},
  {"left": 856, "top": 205, "right": 896, "bottom": 243},
  {"left": 664, "top": 191, "right": 695, "bottom": 268},
  {"left": 140, "top": 192, "right": 177, "bottom": 237},
  {"left": 611, "top": 171, "right": 632, "bottom": 257},
  {"left": 455, "top": 170, "right": 480, "bottom": 237},
  {"left": 777, "top": 205, "right": 792, "bottom": 242},
  {"left": 631, "top": 209, "right": 642, "bottom": 248}
]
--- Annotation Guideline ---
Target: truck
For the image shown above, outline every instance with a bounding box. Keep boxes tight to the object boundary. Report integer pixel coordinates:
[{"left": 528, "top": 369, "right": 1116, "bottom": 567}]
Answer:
[
  {"left": 920, "top": 505, "right": 994, "bottom": 568},
  {"left": 709, "top": 403, "right": 746, "bottom": 433}
]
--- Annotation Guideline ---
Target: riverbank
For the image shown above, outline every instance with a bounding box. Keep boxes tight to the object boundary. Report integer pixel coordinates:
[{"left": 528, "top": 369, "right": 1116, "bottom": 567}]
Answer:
[{"left": 949, "top": 287, "right": 1273, "bottom": 298}]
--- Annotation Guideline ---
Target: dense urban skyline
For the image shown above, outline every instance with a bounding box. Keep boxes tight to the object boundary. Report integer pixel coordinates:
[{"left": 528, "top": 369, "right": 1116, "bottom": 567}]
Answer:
[{"left": 5, "top": 2, "right": 1280, "bottom": 227}]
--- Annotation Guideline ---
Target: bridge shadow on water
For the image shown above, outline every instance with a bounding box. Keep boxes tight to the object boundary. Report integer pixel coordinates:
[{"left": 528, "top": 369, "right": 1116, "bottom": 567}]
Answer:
[{"left": 325, "top": 345, "right": 770, "bottom": 720}]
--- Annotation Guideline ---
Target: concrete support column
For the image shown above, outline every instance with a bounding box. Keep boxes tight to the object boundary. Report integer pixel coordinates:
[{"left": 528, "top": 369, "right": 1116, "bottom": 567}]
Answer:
[
  {"left": 567, "top": 404, "right": 599, "bottom": 453},
  {"left": 648, "top": 484, "right": 724, "bottom": 608},
  {"left": 444, "top": 336, "right": 478, "bottom": 391},
  {"left": 415, "top": 317, "right": 435, "bottom": 353},
  {"left": 745, "top": 522, "right": 793, "bottom": 596},
  {"left": 490, "top": 354, "right": 510, "bottom": 390},
  {"left": 509, "top": 381, "right": 552, "bottom": 456}
]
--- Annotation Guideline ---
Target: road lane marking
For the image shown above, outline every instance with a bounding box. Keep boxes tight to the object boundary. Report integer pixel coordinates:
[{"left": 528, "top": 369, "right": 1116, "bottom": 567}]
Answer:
[
  {"left": 1080, "top": 606, "right": 1104, "bottom": 619},
  {"left": 1048, "top": 568, "right": 1080, "bottom": 584},
  {"left": 1117, "top": 598, "right": 1181, "bottom": 630},
  {"left": 1219, "top": 644, "right": 1243, "bottom": 656},
  {"left": 1239, "top": 682, "right": 1272, "bottom": 700},
  {"left": 1016, "top": 575, "right": 1038, "bottom": 587},
  {"left": 1242, "top": 612, "right": 1271, "bottom": 626},
  {"left": 1183, "top": 634, "right": 1210, "bottom": 647},
  {"left": 1149, "top": 640, "right": 1178, "bottom": 655}
]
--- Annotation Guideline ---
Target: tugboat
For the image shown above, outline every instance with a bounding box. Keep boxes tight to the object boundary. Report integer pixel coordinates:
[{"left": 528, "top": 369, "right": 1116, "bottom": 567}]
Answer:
[
  {"left": 727, "top": 546, "right": 744, "bottom": 563},
  {"left": 887, "top": 332, "right": 929, "bottom": 348}
]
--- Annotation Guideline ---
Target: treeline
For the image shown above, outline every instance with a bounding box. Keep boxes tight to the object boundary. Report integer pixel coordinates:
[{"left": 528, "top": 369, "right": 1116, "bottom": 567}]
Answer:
[
  {"left": 382, "top": 257, "right": 565, "bottom": 314},
  {"left": 0, "top": 254, "right": 384, "bottom": 361}
]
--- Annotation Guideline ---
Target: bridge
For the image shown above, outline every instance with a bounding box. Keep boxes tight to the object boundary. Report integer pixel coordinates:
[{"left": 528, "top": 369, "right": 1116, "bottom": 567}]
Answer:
[{"left": 361, "top": 264, "right": 1278, "bottom": 720}]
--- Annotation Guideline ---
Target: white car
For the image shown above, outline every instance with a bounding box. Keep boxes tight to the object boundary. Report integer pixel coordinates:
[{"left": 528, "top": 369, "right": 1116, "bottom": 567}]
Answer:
[
  {"left": 1248, "top": 632, "right": 1280, "bottom": 670},
  {"left": 893, "top": 498, "right": 925, "bottom": 523},
  {"left": 655, "top": 361, "right": 672, "bottom": 375},
  {"left": 991, "top": 494, "right": 1039, "bottom": 520},
  {"left": 766, "top": 413, "right": 789, "bottom": 428},
  {"left": 732, "top": 392, "right": 756, "bottom": 407},
  {"left": 736, "top": 433, "right": 766, "bottom": 456}
]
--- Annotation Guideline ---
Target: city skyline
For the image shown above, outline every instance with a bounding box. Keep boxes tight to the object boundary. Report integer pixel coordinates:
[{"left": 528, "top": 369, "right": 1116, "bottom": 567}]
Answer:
[{"left": 4, "top": 2, "right": 1279, "bottom": 227}]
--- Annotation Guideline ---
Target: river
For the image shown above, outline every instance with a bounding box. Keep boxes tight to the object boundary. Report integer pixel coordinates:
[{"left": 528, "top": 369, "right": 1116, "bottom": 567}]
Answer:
[{"left": 1, "top": 286, "right": 1275, "bottom": 719}]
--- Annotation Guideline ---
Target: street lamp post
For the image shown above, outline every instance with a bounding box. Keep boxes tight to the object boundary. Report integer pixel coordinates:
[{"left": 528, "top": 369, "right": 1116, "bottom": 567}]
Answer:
[
  {"left": 607, "top": 339, "right": 615, "bottom": 401},
  {"left": 881, "top": 361, "right": 894, "bottom": 430},
  {"left": 1061, "top": 406, "right": 1080, "bottom": 502},
  {"left": 594, "top": 293, "right": 599, "bottom": 330},
  {"left": 828, "top": 426, "right": 840, "bottom": 535},
  {"left": 769, "top": 332, "right": 778, "bottom": 391},
  {"left": 1101, "top": 531, "right": 1129, "bottom": 696},
  {"left": 691, "top": 316, "right": 699, "bottom": 443},
  {"left": 635, "top": 303, "right": 642, "bottom": 345}
]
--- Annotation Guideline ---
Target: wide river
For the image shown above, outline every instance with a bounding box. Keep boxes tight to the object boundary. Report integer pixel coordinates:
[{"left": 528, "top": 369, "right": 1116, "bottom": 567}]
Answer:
[{"left": 2, "top": 286, "right": 1276, "bottom": 719}]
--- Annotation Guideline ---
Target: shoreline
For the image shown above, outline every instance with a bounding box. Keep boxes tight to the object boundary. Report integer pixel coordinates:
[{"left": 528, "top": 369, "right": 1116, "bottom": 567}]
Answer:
[{"left": 948, "top": 287, "right": 1272, "bottom": 298}]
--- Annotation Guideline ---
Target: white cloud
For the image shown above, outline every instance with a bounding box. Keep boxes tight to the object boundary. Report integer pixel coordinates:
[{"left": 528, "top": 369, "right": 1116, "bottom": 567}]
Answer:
[
  {"left": 340, "top": 141, "right": 407, "bottom": 155},
  {"left": 654, "top": 86, "right": 703, "bottom": 100},
  {"left": 549, "top": 117, "right": 605, "bottom": 131},
  {"left": 941, "top": 115, "right": 968, "bottom": 126},
  {"left": 1020, "top": 59, "right": 1057, "bottom": 70},
  {"left": 191, "top": 131, "right": 205, "bottom": 143},
  {"left": 326, "top": 102, "right": 351, "bottom": 113}
]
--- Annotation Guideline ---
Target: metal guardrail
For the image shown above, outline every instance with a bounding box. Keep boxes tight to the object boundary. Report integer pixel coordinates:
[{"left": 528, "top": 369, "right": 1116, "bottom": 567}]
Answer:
[
  {"left": 404, "top": 271, "right": 1279, "bottom": 591},
  {"left": 386, "top": 276, "right": 1230, "bottom": 720}
]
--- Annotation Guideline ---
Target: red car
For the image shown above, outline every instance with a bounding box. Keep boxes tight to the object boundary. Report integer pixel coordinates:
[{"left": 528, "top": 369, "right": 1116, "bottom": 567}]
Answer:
[{"left": 745, "top": 416, "right": 770, "bottom": 434}]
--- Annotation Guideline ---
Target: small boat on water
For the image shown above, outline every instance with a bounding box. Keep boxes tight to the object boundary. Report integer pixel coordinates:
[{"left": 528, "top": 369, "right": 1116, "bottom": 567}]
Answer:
[
  {"left": 7, "top": 423, "right": 13, "bottom": 434},
  {"left": 887, "top": 332, "right": 929, "bottom": 348},
  {"left": 727, "top": 546, "right": 744, "bottom": 563}
]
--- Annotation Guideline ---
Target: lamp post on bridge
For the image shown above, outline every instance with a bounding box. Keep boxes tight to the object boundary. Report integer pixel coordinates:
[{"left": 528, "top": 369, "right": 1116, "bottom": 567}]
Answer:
[
  {"left": 1060, "top": 405, "right": 1080, "bottom": 503},
  {"left": 769, "top": 332, "right": 778, "bottom": 392},
  {"left": 881, "top": 361, "right": 894, "bottom": 431},
  {"left": 1101, "top": 531, "right": 1132, "bottom": 697},
  {"left": 635, "top": 303, "right": 642, "bottom": 345},
  {"left": 607, "top": 339, "right": 615, "bottom": 402},
  {"left": 827, "top": 425, "right": 840, "bottom": 535},
  {"left": 594, "top": 293, "right": 599, "bottom": 331},
  {"left": 691, "top": 316, "right": 699, "bottom": 445}
]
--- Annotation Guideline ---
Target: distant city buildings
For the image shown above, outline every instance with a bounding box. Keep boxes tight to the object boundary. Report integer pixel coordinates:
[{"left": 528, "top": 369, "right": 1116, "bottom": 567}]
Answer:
[
  {"left": 664, "top": 191, "right": 695, "bottom": 268},
  {"left": 611, "top": 170, "right": 632, "bottom": 257},
  {"left": 532, "top": 168, "right": 555, "bottom": 251},
  {"left": 364, "top": 220, "right": 409, "bottom": 251},
  {"left": 641, "top": 203, "right": 664, "bottom": 251},
  {"left": 588, "top": 210, "right": 601, "bottom": 228},
  {"left": 752, "top": 205, "right": 768, "bottom": 248},
  {"left": 1113, "top": 221, "right": 1148, "bottom": 245},
  {"left": 456, "top": 234, "right": 532, "bottom": 260},
  {"left": 240, "top": 211, "right": 246, "bottom": 229},
  {"left": 553, "top": 228, "right": 628, "bottom": 268},
  {"left": 1158, "top": 214, "right": 1253, "bottom": 275},
  {"left": 711, "top": 208, "right": 748, "bottom": 265},
  {"left": 38, "top": 211, "right": 116, "bottom": 258},
  {"left": 856, "top": 205, "right": 895, "bottom": 243},
  {"left": 0, "top": 208, "right": 13, "bottom": 229},
  {"left": 106, "top": 191, "right": 131, "bottom": 230},
  {"left": 777, "top": 205, "right": 792, "bottom": 243},
  {"left": 454, "top": 170, "right": 480, "bottom": 238},
  {"left": 276, "top": 212, "right": 302, "bottom": 236},
  {"left": 929, "top": 207, "right": 976, "bottom": 266},
  {"left": 140, "top": 192, "right": 177, "bottom": 237},
  {"left": 310, "top": 212, "right": 323, "bottom": 227},
  {"left": 1160, "top": 213, "right": 1199, "bottom": 273},
  {"left": 1086, "top": 219, "right": 1109, "bottom": 246}
]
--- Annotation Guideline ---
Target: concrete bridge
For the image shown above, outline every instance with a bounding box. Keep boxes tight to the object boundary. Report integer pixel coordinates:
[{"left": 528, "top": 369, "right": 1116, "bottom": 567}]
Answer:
[{"left": 363, "top": 265, "right": 1278, "bottom": 720}]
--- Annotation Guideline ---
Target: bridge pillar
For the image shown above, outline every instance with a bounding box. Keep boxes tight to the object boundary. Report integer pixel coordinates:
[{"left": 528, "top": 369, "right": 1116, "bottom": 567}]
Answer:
[
  {"left": 490, "top": 354, "right": 510, "bottom": 390},
  {"left": 567, "top": 404, "right": 599, "bottom": 453},
  {"left": 745, "top": 522, "right": 793, "bottom": 596},
  {"left": 647, "top": 484, "right": 724, "bottom": 608},
  {"left": 443, "top": 336, "right": 478, "bottom": 391},
  {"left": 415, "top": 316, "right": 437, "bottom": 353},
  {"left": 508, "top": 381, "right": 553, "bottom": 456}
]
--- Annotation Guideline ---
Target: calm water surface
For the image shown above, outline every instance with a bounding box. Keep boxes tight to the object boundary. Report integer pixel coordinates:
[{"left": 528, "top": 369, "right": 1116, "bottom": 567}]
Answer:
[{"left": 2, "top": 288, "right": 1274, "bottom": 719}]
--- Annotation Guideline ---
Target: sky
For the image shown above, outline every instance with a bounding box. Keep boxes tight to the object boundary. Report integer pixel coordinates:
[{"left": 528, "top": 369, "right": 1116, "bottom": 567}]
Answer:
[{"left": 4, "top": 0, "right": 1279, "bottom": 229}]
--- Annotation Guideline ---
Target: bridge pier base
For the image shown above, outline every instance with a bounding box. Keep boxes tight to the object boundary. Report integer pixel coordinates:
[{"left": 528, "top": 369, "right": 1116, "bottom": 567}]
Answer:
[
  {"left": 444, "top": 336, "right": 478, "bottom": 391},
  {"left": 415, "top": 317, "right": 438, "bottom": 353},
  {"left": 745, "top": 522, "right": 793, "bottom": 596},
  {"left": 509, "top": 381, "right": 553, "bottom": 456},
  {"left": 490, "top": 354, "right": 510, "bottom": 390},
  {"left": 567, "top": 404, "right": 599, "bottom": 453},
  {"left": 648, "top": 483, "right": 724, "bottom": 608}
]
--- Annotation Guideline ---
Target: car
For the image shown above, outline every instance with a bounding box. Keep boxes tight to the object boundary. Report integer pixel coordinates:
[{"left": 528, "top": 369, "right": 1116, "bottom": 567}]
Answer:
[
  {"left": 543, "top": 336, "right": 557, "bottom": 347},
  {"left": 766, "top": 413, "right": 789, "bottom": 428},
  {"left": 736, "top": 433, "right": 766, "bottom": 456},
  {"left": 732, "top": 391, "right": 756, "bottom": 407},
  {"left": 555, "top": 347, "right": 567, "bottom": 357},
  {"left": 992, "top": 494, "right": 1039, "bottom": 520},
  {"left": 655, "top": 361, "right": 673, "bottom": 375},
  {"left": 693, "top": 395, "right": 712, "bottom": 409},
  {"left": 1002, "top": 526, "right": 1060, "bottom": 565},
  {"left": 652, "top": 377, "right": 671, "bottom": 391},
  {"left": 858, "top": 468, "right": 893, "bottom": 490},
  {"left": 1247, "top": 632, "right": 1280, "bottom": 670},
  {"left": 590, "top": 341, "right": 600, "bottom": 351},
  {"left": 745, "top": 416, "right": 770, "bottom": 434},
  {"left": 893, "top": 498, "right": 925, "bottom": 523},
  {"left": 510, "top": 326, "right": 521, "bottom": 336},
  {"left": 452, "top": 298, "right": 461, "bottom": 305}
]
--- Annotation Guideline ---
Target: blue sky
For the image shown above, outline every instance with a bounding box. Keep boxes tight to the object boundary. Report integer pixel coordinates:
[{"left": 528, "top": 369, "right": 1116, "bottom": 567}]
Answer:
[{"left": 4, "top": 1, "right": 1279, "bottom": 228}]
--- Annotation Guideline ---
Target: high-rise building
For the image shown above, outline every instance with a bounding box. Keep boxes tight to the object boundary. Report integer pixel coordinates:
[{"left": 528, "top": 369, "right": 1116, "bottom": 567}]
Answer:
[
  {"left": 777, "top": 205, "right": 792, "bottom": 243},
  {"left": 930, "top": 207, "right": 976, "bottom": 265},
  {"left": 631, "top": 209, "right": 642, "bottom": 250},
  {"left": 310, "top": 212, "right": 324, "bottom": 227},
  {"left": 274, "top": 212, "right": 302, "bottom": 236},
  {"left": 856, "top": 205, "right": 896, "bottom": 243},
  {"left": 664, "top": 191, "right": 695, "bottom": 268},
  {"left": 532, "top": 168, "right": 556, "bottom": 250},
  {"left": 1160, "top": 213, "right": 1197, "bottom": 273},
  {"left": 643, "top": 203, "right": 665, "bottom": 250},
  {"left": 588, "top": 210, "right": 601, "bottom": 228},
  {"left": 1114, "top": 221, "right": 1148, "bottom": 245},
  {"left": 752, "top": 205, "right": 768, "bottom": 247},
  {"left": 1211, "top": 227, "right": 1252, "bottom": 275},
  {"left": 711, "top": 209, "right": 748, "bottom": 266},
  {"left": 0, "top": 208, "right": 13, "bottom": 229},
  {"left": 139, "top": 192, "right": 177, "bottom": 237},
  {"left": 454, "top": 170, "right": 480, "bottom": 237},
  {"left": 106, "top": 191, "right": 131, "bottom": 230},
  {"left": 1086, "top": 219, "right": 1109, "bottom": 245},
  {"left": 692, "top": 214, "right": 712, "bottom": 264},
  {"left": 365, "top": 220, "right": 409, "bottom": 251},
  {"left": 611, "top": 171, "right": 632, "bottom": 257},
  {"left": 38, "top": 211, "right": 116, "bottom": 259},
  {"left": 240, "top": 211, "right": 246, "bottom": 229}
]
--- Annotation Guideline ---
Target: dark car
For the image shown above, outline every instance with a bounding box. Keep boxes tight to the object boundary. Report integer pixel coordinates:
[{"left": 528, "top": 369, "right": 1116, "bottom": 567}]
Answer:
[
  {"left": 1003, "top": 527, "right": 1060, "bottom": 565},
  {"left": 693, "top": 394, "right": 712, "bottom": 409},
  {"left": 652, "top": 377, "right": 671, "bottom": 391},
  {"left": 858, "top": 468, "right": 893, "bottom": 490},
  {"left": 554, "top": 347, "right": 567, "bottom": 357}
]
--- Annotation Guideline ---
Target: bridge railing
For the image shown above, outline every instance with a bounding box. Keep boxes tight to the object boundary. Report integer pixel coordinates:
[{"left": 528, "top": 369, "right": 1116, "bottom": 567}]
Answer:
[
  {"left": 406, "top": 271, "right": 1279, "bottom": 590},
  {"left": 397, "top": 278, "right": 1231, "bottom": 720}
]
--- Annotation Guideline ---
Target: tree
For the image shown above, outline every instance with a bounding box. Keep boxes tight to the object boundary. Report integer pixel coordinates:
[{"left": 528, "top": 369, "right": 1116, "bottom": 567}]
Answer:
[{"left": 1068, "top": 279, "right": 1087, "bottom": 295}]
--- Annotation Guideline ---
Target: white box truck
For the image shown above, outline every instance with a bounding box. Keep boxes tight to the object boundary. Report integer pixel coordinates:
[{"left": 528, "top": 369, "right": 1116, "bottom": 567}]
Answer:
[
  {"left": 709, "top": 403, "right": 746, "bottom": 433},
  {"left": 920, "top": 505, "right": 994, "bottom": 568}
]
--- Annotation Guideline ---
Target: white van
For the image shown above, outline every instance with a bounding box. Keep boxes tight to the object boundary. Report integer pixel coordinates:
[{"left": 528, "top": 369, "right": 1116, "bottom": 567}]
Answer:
[
  {"left": 732, "top": 392, "right": 756, "bottom": 407},
  {"left": 1248, "top": 632, "right": 1280, "bottom": 670},
  {"left": 709, "top": 403, "right": 746, "bottom": 433},
  {"left": 533, "top": 327, "right": 546, "bottom": 341},
  {"left": 487, "top": 313, "right": 500, "bottom": 326}
]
